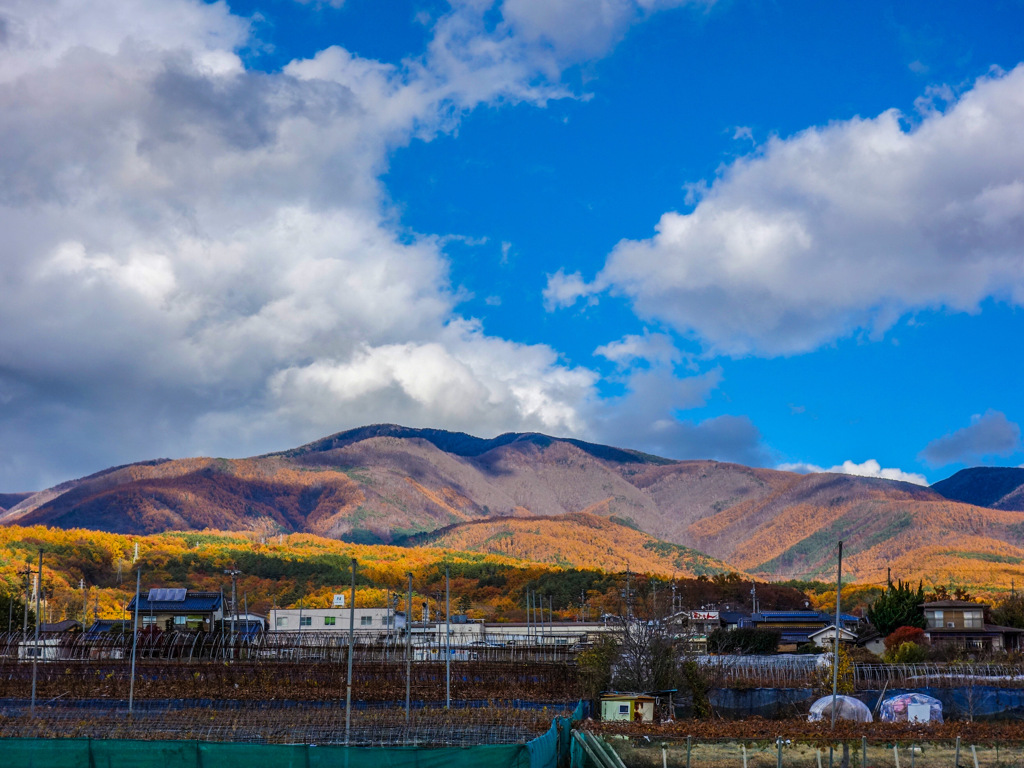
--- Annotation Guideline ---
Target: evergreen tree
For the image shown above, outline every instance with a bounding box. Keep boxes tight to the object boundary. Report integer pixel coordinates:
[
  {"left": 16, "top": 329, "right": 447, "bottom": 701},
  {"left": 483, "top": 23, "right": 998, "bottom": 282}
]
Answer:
[
  {"left": 991, "top": 594, "right": 1024, "bottom": 629},
  {"left": 0, "top": 592, "right": 35, "bottom": 632},
  {"left": 866, "top": 579, "right": 926, "bottom": 636}
]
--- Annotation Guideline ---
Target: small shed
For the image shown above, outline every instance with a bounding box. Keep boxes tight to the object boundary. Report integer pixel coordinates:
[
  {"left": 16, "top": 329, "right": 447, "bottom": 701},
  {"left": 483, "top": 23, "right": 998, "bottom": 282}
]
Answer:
[
  {"left": 600, "top": 693, "right": 656, "bottom": 723},
  {"left": 17, "top": 637, "right": 64, "bottom": 662}
]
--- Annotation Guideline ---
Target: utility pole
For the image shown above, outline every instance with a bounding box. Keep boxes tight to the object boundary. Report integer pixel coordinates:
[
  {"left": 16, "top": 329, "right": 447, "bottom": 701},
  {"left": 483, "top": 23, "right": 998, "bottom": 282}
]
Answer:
[
  {"left": 445, "top": 565, "right": 451, "bottom": 709},
  {"left": 621, "top": 566, "right": 633, "bottom": 621},
  {"left": 405, "top": 572, "right": 412, "bottom": 723},
  {"left": 526, "top": 590, "right": 532, "bottom": 643},
  {"left": 129, "top": 567, "right": 140, "bottom": 715},
  {"left": 224, "top": 568, "right": 241, "bottom": 649},
  {"left": 30, "top": 550, "right": 42, "bottom": 717},
  {"left": 345, "top": 558, "right": 356, "bottom": 746},
  {"left": 19, "top": 564, "right": 32, "bottom": 634},
  {"left": 831, "top": 540, "right": 843, "bottom": 729}
]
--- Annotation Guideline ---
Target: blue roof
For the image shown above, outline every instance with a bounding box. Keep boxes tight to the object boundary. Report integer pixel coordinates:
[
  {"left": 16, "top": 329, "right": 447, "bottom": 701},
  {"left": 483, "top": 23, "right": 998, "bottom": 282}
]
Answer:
[
  {"left": 127, "top": 590, "right": 222, "bottom": 613},
  {"left": 83, "top": 619, "right": 131, "bottom": 638}
]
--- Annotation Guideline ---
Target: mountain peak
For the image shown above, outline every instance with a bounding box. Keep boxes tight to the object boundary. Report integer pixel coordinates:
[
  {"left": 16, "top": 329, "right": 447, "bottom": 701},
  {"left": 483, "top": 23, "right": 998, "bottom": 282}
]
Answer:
[
  {"left": 277, "top": 423, "right": 666, "bottom": 464},
  {"left": 931, "top": 466, "right": 1024, "bottom": 511}
]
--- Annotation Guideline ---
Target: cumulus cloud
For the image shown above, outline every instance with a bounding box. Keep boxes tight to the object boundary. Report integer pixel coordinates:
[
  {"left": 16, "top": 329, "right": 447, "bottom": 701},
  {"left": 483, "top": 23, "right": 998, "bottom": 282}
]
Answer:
[
  {"left": 777, "top": 459, "right": 928, "bottom": 486},
  {"left": 0, "top": 0, "right": 728, "bottom": 490},
  {"left": 594, "top": 330, "right": 681, "bottom": 367},
  {"left": 580, "top": 361, "right": 767, "bottom": 465},
  {"left": 552, "top": 65, "right": 1024, "bottom": 356},
  {"left": 918, "top": 410, "right": 1022, "bottom": 467},
  {"left": 501, "top": 0, "right": 710, "bottom": 62}
]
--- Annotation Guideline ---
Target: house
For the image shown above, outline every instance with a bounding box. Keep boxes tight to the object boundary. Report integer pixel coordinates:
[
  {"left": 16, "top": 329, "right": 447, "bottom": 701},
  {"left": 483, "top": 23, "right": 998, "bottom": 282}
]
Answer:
[
  {"left": 472, "top": 619, "right": 613, "bottom": 648},
  {"left": 682, "top": 610, "right": 720, "bottom": 653},
  {"left": 126, "top": 588, "right": 223, "bottom": 632},
  {"left": 855, "top": 627, "right": 886, "bottom": 657},
  {"left": 39, "top": 619, "right": 82, "bottom": 634},
  {"left": 83, "top": 619, "right": 131, "bottom": 659},
  {"left": 807, "top": 624, "right": 858, "bottom": 647},
  {"left": 222, "top": 613, "right": 265, "bottom": 641},
  {"left": 751, "top": 611, "right": 860, "bottom": 649},
  {"left": 719, "top": 611, "right": 751, "bottom": 631},
  {"left": 600, "top": 693, "right": 656, "bottom": 722},
  {"left": 84, "top": 619, "right": 130, "bottom": 639},
  {"left": 921, "top": 600, "right": 1023, "bottom": 652}
]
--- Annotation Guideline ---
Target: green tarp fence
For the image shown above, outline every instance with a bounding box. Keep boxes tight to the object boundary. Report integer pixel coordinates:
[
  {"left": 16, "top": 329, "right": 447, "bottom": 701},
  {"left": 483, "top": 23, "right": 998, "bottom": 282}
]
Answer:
[
  {"left": 525, "top": 715, "right": 573, "bottom": 768},
  {"left": 1, "top": 738, "right": 532, "bottom": 768}
]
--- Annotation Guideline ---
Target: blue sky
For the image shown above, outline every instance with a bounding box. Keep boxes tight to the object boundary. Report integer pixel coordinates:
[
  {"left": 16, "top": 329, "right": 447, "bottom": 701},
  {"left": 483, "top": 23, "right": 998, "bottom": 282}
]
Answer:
[{"left": 1, "top": 0, "right": 1023, "bottom": 491}]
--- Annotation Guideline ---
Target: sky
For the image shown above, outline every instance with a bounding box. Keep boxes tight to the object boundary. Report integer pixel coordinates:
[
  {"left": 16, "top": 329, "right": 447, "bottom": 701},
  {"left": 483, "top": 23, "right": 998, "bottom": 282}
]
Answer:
[{"left": 1, "top": 0, "right": 1024, "bottom": 492}]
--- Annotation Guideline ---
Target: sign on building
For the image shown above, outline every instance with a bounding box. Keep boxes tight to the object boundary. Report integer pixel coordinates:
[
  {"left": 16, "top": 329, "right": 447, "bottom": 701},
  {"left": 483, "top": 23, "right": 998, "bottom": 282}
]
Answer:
[
  {"left": 332, "top": 594, "right": 346, "bottom": 607},
  {"left": 690, "top": 611, "right": 719, "bottom": 621}
]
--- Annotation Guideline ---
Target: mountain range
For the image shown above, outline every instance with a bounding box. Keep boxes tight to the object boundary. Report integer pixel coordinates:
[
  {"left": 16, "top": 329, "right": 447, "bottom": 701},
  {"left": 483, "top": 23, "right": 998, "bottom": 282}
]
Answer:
[{"left": 3, "top": 424, "right": 1024, "bottom": 586}]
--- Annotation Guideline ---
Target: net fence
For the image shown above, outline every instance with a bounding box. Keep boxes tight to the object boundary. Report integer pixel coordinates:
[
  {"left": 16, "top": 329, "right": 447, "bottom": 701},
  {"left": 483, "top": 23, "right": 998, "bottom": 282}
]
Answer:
[{"left": 0, "top": 698, "right": 571, "bottom": 746}]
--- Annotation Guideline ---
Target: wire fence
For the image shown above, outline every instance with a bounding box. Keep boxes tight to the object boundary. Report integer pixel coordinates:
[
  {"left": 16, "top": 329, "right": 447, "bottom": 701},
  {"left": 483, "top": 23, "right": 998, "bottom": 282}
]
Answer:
[
  {"left": 0, "top": 698, "right": 565, "bottom": 746},
  {"left": 0, "top": 657, "right": 581, "bottom": 702},
  {"left": 696, "top": 658, "right": 1024, "bottom": 691},
  {"left": 597, "top": 736, "right": 1024, "bottom": 768},
  {"left": 0, "top": 629, "right": 583, "bottom": 663}
]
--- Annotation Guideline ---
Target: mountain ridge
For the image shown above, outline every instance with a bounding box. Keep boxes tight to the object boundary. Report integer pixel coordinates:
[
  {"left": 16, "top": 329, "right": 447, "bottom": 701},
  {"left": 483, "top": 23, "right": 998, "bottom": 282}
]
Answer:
[{"left": 5, "top": 424, "right": 1024, "bottom": 586}]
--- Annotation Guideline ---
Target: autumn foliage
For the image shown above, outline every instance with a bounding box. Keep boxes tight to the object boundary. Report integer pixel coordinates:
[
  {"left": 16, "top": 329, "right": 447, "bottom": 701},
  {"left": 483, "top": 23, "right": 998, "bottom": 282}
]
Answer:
[{"left": 884, "top": 626, "right": 926, "bottom": 651}]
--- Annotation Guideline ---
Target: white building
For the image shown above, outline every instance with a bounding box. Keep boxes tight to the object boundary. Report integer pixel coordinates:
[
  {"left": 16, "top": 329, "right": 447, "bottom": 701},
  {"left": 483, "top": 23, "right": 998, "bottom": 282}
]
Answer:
[
  {"left": 18, "top": 637, "right": 64, "bottom": 661},
  {"left": 269, "top": 607, "right": 397, "bottom": 635}
]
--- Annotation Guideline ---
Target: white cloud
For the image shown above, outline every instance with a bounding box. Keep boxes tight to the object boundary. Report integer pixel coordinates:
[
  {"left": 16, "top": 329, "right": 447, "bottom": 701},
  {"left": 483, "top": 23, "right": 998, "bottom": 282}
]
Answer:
[
  {"left": 0, "top": 0, "right": 249, "bottom": 84},
  {"left": 594, "top": 330, "right": 681, "bottom": 366},
  {"left": 543, "top": 269, "right": 591, "bottom": 310},
  {"left": 264, "top": 320, "right": 598, "bottom": 436},
  {"left": 778, "top": 459, "right": 928, "bottom": 486},
  {"left": 0, "top": 0, "right": 730, "bottom": 489},
  {"left": 554, "top": 65, "right": 1024, "bottom": 356},
  {"left": 919, "top": 410, "right": 1022, "bottom": 467}
]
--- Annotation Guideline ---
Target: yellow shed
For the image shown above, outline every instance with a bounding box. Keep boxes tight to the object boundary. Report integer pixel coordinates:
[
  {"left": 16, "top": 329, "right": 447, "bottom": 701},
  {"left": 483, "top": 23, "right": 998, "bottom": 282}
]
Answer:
[{"left": 600, "top": 693, "right": 657, "bottom": 722}]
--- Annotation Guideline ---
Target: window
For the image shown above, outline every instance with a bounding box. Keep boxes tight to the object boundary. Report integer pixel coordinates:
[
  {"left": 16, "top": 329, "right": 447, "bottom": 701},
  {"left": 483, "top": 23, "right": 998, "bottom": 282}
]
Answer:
[
  {"left": 381, "top": 616, "right": 393, "bottom": 626},
  {"left": 300, "top": 616, "right": 311, "bottom": 627},
  {"left": 618, "top": 704, "right": 629, "bottom": 715},
  {"left": 964, "top": 610, "right": 983, "bottom": 629},
  {"left": 142, "top": 616, "right": 158, "bottom": 626},
  {"left": 361, "top": 616, "right": 372, "bottom": 626},
  {"left": 174, "top": 616, "right": 188, "bottom": 626},
  {"left": 324, "top": 616, "right": 336, "bottom": 626},
  {"left": 927, "top": 610, "right": 944, "bottom": 629},
  {"left": 276, "top": 617, "right": 289, "bottom": 628}
]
